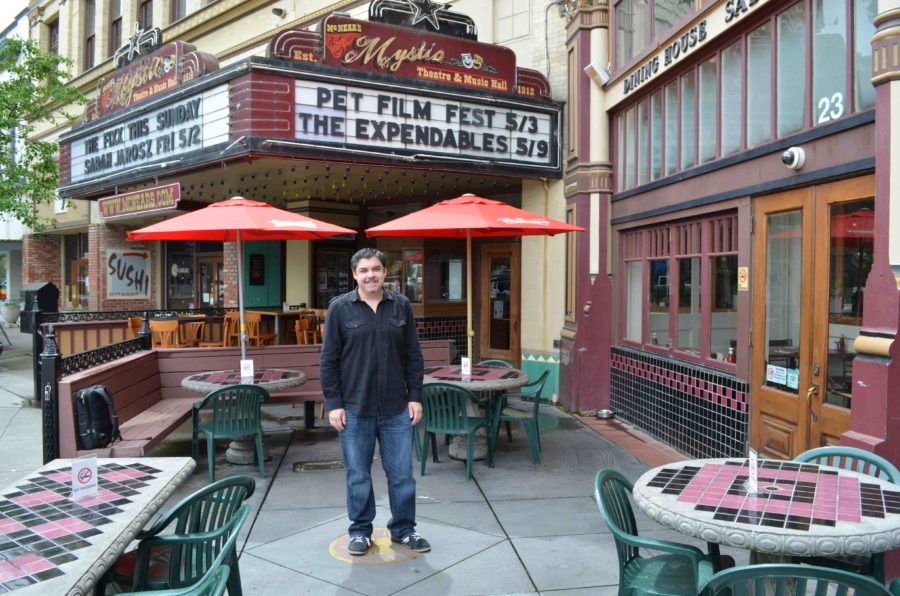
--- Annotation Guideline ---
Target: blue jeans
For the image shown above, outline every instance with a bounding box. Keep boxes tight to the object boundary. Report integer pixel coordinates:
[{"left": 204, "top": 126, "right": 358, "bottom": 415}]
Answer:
[{"left": 340, "top": 410, "right": 416, "bottom": 539}]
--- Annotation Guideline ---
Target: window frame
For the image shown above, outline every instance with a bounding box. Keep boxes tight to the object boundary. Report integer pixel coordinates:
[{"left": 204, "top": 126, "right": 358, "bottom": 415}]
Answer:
[
  {"left": 139, "top": 0, "right": 154, "bottom": 28},
  {"left": 618, "top": 212, "right": 739, "bottom": 370},
  {"left": 612, "top": 0, "right": 698, "bottom": 75},
  {"left": 83, "top": 0, "right": 96, "bottom": 72},
  {"left": 108, "top": 0, "right": 123, "bottom": 58}
]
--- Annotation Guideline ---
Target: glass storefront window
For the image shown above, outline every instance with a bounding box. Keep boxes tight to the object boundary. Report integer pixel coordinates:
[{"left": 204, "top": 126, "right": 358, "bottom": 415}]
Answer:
[
  {"left": 404, "top": 249, "right": 423, "bottom": 303},
  {"left": 765, "top": 210, "right": 802, "bottom": 393},
  {"left": 64, "top": 232, "right": 89, "bottom": 309},
  {"left": 747, "top": 23, "right": 772, "bottom": 147},
  {"left": 625, "top": 260, "right": 642, "bottom": 342},
  {"left": 777, "top": 3, "right": 807, "bottom": 137},
  {"left": 854, "top": 0, "right": 876, "bottom": 110},
  {"left": 0, "top": 254, "right": 8, "bottom": 301},
  {"left": 426, "top": 251, "right": 465, "bottom": 301},
  {"left": 676, "top": 257, "right": 700, "bottom": 353},
  {"left": 721, "top": 41, "right": 743, "bottom": 156},
  {"left": 648, "top": 259, "right": 670, "bottom": 347},
  {"left": 384, "top": 250, "right": 403, "bottom": 294},
  {"left": 813, "top": 0, "right": 848, "bottom": 125},
  {"left": 710, "top": 255, "right": 738, "bottom": 362}
]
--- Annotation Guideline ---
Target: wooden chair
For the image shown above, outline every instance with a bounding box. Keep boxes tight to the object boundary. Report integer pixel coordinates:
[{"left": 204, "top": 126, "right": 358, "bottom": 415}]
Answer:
[
  {"left": 294, "top": 318, "right": 318, "bottom": 345},
  {"left": 244, "top": 312, "right": 277, "bottom": 346},
  {"left": 594, "top": 469, "right": 727, "bottom": 596},
  {"left": 127, "top": 316, "right": 143, "bottom": 338},
  {"left": 224, "top": 312, "right": 241, "bottom": 346},
  {"left": 180, "top": 320, "right": 207, "bottom": 347},
  {"left": 199, "top": 317, "right": 232, "bottom": 348},
  {"left": 149, "top": 320, "right": 185, "bottom": 348},
  {"left": 791, "top": 446, "right": 900, "bottom": 582},
  {"left": 700, "top": 563, "right": 897, "bottom": 596}
]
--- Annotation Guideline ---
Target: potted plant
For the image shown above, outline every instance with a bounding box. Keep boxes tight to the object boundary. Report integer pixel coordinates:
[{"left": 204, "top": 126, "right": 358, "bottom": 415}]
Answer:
[{"left": 2, "top": 302, "right": 20, "bottom": 326}]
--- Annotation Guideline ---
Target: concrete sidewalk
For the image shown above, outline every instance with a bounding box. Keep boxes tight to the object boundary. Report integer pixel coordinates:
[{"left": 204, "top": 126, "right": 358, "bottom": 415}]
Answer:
[{"left": 0, "top": 331, "right": 750, "bottom": 594}]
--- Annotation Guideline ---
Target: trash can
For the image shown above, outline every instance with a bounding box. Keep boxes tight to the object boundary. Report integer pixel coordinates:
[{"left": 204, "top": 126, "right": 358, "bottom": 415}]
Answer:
[{"left": 20, "top": 282, "right": 59, "bottom": 333}]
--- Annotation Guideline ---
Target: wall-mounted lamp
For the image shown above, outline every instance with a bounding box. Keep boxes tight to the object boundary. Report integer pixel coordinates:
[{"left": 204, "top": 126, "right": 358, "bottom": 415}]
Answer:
[
  {"left": 584, "top": 61, "right": 610, "bottom": 87},
  {"left": 272, "top": 7, "right": 286, "bottom": 18}
]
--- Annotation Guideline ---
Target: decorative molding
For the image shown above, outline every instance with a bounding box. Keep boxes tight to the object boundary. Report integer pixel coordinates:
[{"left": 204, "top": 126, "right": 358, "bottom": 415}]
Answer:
[
  {"left": 567, "top": 5, "right": 609, "bottom": 35},
  {"left": 564, "top": 163, "right": 613, "bottom": 197}
]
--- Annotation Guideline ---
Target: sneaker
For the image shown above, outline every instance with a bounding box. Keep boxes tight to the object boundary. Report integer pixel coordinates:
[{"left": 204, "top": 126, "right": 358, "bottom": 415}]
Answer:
[
  {"left": 347, "top": 535, "right": 372, "bottom": 556},
  {"left": 391, "top": 532, "right": 431, "bottom": 553}
]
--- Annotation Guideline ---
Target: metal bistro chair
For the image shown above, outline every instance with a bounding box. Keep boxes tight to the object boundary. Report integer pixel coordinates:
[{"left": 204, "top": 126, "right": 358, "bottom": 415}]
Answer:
[
  {"left": 594, "top": 469, "right": 730, "bottom": 596},
  {"left": 493, "top": 370, "right": 550, "bottom": 464},
  {"left": 192, "top": 385, "right": 269, "bottom": 482},
  {"left": 100, "top": 476, "right": 254, "bottom": 596},
  {"left": 420, "top": 383, "right": 489, "bottom": 480},
  {"left": 476, "top": 359, "right": 513, "bottom": 369},
  {"left": 791, "top": 446, "right": 900, "bottom": 582},
  {"left": 700, "top": 563, "right": 900, "bottom": 596}
]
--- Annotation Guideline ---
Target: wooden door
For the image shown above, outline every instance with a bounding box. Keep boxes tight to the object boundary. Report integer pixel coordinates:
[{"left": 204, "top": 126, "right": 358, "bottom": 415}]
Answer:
[
  {"left": 750, "top": 176, "right": 874, "bottom": 458},
  {"left": 479, "top": 243, "right": 520, "bottom": 365}
]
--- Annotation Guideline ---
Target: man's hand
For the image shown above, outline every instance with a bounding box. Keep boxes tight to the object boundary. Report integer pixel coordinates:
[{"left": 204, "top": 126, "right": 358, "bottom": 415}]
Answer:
[
  {"left": 329, "top": 407, "right": 346, "bottom": 432},
  {"left": 408, "top": 401, "right": 422, "bottom": 425}
]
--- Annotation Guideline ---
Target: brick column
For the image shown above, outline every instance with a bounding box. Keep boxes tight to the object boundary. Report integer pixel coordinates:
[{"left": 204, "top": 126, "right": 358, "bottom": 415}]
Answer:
[
  {"left": 22, "top": 234, "right": 63, "bottom": 308},
  {"left": 223, "top": 241, "right": 239, "bottom": 307},
  {"left": 89, "top": 223, "right": 158, "bottom": 312}
]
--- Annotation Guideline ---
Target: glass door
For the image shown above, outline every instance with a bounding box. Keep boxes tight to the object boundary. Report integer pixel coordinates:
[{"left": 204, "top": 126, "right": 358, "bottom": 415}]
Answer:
[
  {"left": 198, "top": 257, "right": 224, "bottom": 308},
  {"left": 751, "top": 176, "right": 874, "bottom": 458},
  {"left": 479, "top": 243, "right": 520, "bottom": 364}
]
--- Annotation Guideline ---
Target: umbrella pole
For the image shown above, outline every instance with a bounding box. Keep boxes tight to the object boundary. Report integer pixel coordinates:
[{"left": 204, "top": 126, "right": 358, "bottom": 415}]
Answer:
[
  {"left": 467, "top": 229, "right": 473, "bottom": 360},
  {"left": 236, "top": 230, "right": 248, "bottom": 361}
]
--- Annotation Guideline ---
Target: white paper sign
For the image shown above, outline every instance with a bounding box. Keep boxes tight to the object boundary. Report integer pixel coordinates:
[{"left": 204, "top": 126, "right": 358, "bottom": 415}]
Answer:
[
  {"left": 240, "top": 359, "right": 254, "bottom": 383},
  {"left": 747, "top": 448, "right": 759, "bottom": 494},
  {"left": 461, "top": 357, "right": 471, "bottom": 376},
  {"left": 71, "top": 454, "right": 98, "bottom": 500}
]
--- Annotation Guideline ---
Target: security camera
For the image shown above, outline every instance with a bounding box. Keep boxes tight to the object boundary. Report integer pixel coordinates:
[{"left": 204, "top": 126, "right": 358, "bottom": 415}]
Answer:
[{"left": 781, "top": 146, "right": 805, "bottom": 170}]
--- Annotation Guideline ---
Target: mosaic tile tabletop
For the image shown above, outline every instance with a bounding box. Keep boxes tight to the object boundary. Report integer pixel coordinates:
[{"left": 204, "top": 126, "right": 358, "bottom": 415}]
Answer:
[
  {"left": 423, "top": 366, "right": 528, "bottom": 392},
  {"left": 633, "top": 458, "right": 900, "bottom": 557},
  {"left": 0, "top": 457, "right": 194, "bottom": 595},
  {"left": 181, "top": 369, "right": 306, "bottom": 395}
]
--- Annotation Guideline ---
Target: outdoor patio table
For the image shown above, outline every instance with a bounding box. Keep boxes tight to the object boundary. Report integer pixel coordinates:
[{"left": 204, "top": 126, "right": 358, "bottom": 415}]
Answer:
[
  {"left": 0, "top": 457, "right": 194, "bottom": 594},
  {"left": 423, "top": 365, "right": 529, "bottom": 461},
  {"left": 632, "top": 457, "right": 900, "bottom": 559},
  {"left": 181, "top": 368, "right": 306, "bottom": 464}
]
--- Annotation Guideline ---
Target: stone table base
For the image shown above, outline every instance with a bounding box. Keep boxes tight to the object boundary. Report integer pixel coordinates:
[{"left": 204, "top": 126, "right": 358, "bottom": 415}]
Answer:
[
  {"left": 448, "top": 429, "right": 489, "bottom": 462},
  {"left": 225, "top": 437, "right": 271, "bottom": 464}
]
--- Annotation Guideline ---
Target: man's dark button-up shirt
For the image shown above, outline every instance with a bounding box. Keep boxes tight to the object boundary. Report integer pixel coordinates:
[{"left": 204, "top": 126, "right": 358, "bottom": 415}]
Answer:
[{"left": 320, "top": 289, "right": 424, "bottom": 416}]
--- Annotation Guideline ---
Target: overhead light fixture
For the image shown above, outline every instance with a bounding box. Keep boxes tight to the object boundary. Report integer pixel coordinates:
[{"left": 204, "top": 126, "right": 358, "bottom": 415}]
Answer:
[{"left": 584, "top": 61, "right": 610, "bottom": 87}]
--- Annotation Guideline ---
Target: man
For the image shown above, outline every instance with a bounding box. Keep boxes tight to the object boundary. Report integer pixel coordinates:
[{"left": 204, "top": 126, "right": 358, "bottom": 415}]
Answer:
[{"left": 320, "top": 248, "right": 429, "bottom": 556}]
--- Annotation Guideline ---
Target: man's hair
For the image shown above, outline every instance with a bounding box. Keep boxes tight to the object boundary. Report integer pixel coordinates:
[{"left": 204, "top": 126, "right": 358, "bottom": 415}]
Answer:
[{"left": 350, "top": 248, "right": 386, "bottom": 271}]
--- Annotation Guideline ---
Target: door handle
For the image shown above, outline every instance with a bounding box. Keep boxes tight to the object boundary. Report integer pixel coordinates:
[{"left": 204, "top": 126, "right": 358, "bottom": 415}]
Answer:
[{"left": 806, "top": 384, "right": 820, "bottom": 422}]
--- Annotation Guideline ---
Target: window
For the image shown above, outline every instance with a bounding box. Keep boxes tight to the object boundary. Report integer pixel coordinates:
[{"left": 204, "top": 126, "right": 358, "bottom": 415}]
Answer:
[
  {"left": 854, "top": 0, "right": 876, "bottom": 110},
  {"left": 698, "top": 56, "right": 717, "bottom": 164},
  {"left": 747, "top": 23, "right": 772, "bottom": 147},
  {"left": 83, "top": 0, "right": 96, "bottom": 71},
  {"left": 619, "top": 213, "right": 738, "bottom": 367},
  {"left": 496, "top": 0, "right": 530, "bottom": 42},
  {"left": 637, "top": 100, "right": 649, "bottom": 185},
  {"left": 109, "top": 0, "right": 123, "bottom": 58},
  {"left": 170, "top": 0, "right": 187, "bottom": 23},
  {"left": 46, "top": 18, "right": 59, "bottom": 55},
  {"left": 625, "top": 106, "right": 636, "bottom": 189},
  {"left": 139, "top": 0, "right": 154, "bottom": 28},
  {"left": 64, "top": 233, "right": 90, "bottom": 309},
  {"left": 650, "top": 92, "right": 662, "bottom": 180},
  {"left": 54, "top": 193, "right": 68, "bottom": 213},
  {"left": 720, "top": 41, "right": 743, "bottom": 155},
  {"left": 664, "top": 82, "right": 678, "bottom": 175},
  {"left": 777, "top": 3, "right": 807, "bottom": 136},
  {"left": 679, "top": 70, "right": 695, "bottom": 170},
  {"left": 812, "top": 0, "right": 847, "bottom": 125},
  {"left": 615, "top": 0, "right": 692, "bottom": 69}
]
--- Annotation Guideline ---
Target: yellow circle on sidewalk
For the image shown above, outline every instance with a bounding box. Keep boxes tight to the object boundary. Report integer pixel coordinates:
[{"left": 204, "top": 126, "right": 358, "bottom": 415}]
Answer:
[{"left": 329, "top": 528, "right": 421, "bottom": 565}]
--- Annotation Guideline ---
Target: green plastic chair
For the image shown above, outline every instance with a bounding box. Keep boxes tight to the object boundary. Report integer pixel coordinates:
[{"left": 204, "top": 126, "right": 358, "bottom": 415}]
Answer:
[
  {"left": 420, "top": 382, "right": 488, "bottom": 480},
  {"left": 700, "top": 563, "right": 899, "bottom": 595},
  {"left": 492, "top": 370, "right": 550, "bottom": 464},
  {"left": 594, "top": 469, "right": 723, "bottom": 596},
  {"left": 792, "top": 446, "right": 900, "bottom": 583},
  {"left": 115, "top": 565, "right": 230, "bottom": 596},
  {"left": 476, "top": 359, "right": 513, "bottom": 368},
  {"left": 100, "top": 476, "right": 255, "bottom": 596},
  {"left": 192, "top": 384, "right": 269, "bottom": 482}
]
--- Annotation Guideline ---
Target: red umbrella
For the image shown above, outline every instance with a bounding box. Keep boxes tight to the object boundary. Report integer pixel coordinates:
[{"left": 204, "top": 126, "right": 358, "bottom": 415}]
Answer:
[
  {"left": 366, "top": 194, "right": 584, "bottom": 358},
  {"left": 128, "top": 197, "right": 356, "bottom": 359}
]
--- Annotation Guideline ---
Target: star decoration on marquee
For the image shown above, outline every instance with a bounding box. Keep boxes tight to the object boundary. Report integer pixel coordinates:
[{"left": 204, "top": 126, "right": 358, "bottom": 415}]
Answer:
[{"left": 405, "top": 0, "right": 446, "bottom": 30}]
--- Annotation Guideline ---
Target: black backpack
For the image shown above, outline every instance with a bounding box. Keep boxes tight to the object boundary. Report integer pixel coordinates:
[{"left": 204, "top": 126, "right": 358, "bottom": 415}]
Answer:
[{"left": 75, "top": 385, "right": 122, "bottom": 450}]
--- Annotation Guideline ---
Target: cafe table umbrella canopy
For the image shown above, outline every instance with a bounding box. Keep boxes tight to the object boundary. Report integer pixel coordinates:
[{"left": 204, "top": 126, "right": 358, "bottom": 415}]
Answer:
[
  {"left": 365, "top": 194, "right": 584, "bottom": 359},
  {"left": 128, "top": 197, "right": 356, "bottom": 360}
]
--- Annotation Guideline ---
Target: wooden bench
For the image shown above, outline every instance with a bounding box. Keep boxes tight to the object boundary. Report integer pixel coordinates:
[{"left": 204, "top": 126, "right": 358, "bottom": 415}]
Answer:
[{"left": 56, "top": 340, "right": 453, "bottom": 458}]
